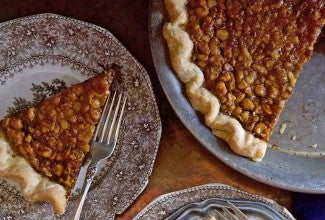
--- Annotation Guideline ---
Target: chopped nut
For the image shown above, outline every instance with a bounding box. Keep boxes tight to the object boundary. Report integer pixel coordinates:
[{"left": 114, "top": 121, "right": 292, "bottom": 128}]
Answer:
[
  {"left": 11, "top": 118, "right": 23, "bottom": 130},
  {"left": 60, "top": 119, "right": 69, "bottom": 130},
  {"left": 69, "top": 115, "right": 78, "bottom": 123},
  {"left": 235, "top": 92, "right": 245, "bottom": 103},
  {"left": 241, "top": 48, "right": 252, "bottom": 67},
  {"left": 207, "top": 0, "right": 217, "bottom": 8},
  {"left": 64, "top": 176, "right": 72, "bottom": 187},
  {"left": 27, "top": 108, "right": 35, "bottom": 121},
  {"left": 216, "top": 30, "right": 229, "bottom": 41},
  {"left": 271, "top": 48, "right": 280, "bottom": 59},
  {"left": 268, "top": 86, "right": 279, "bottom": 98},
  {"left": 232, "top": 106, "right": 242, "bottom": 116},
  {"left": 40, "top": 125, "right": 50, "bottom": 134},
  {"left": 39, "top": 147, "right": 52, "bottom": 158},
  {"left": 73, "top": 102, "right": 81, "bottom": 112},
  {"left": 236, "top": 70, "right": 244, "bottom": 81},
  {"left": 64, "top": 109, "right": 74, "bottom": 117},
  {"left": 242, "top": 98, "right": 255, "bottom": 111},
  {"left": 265, "top": 60, "right": 274, "bottom": 69},
  {"left": 240, "top": 111, "right": 250, "bottom": 122},
  {"left": 237, "top": 80, "right": 248, "bottom": 90},
  {"left": 197, "top": 61, "right": 207, "bottom": 68},
  {"left": 216, "top": 81, "right": 227, "bottom": 95},
  {"left": 52, "top": 96, "right": 61, "bottom": 105},
  {"left": 53, "top": 164, "right": 64, "bottom": 176},
  {"left": 90, "top": 98, "right": 101, "bottom": 109},
  {"left": 38, "top": 114, "right": 44, "bottom": 120},
  {"left": 254, "top": 122, "right": 268, "bottom": 135},
  {"left": 24, "top": 134, "right": 32, "bottom": 143},
  {"left": 244, "top": 87, "right": 253, "bottom": 97},
  {"left": 55, "top": 154, "right": 63, "bottom": 162},
  {"left": 201, "top": 35, "right": 210, "bottom": 42},
  {"left": 67, "top": 92, "right": 77, "bottom": 101},
  {"left": 79, "top": 143, "right": 90, "bottom": 153},
  {"left": 219, "top": 72, "right": 232, "bottom": 82},
  {"left": 254, "top": 85, "right": 266, "bottom": 97},
  {"left": 253, "top": 64, "right": 267, "bottom": 74},
  {"left": 262, "top": 105, "right": 272, "bottom": 115},
  {"left": 197, "top": 54, "right": 209, "bottom": 62},
  {"left": 41, "top": 167, "right": 52, "bottom": 177},
  {"left": 245, "top": 71, "right": 256, "bottom": 84}
]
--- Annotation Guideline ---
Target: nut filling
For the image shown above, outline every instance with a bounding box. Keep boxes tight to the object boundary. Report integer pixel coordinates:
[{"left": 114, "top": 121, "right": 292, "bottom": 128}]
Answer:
[
  {"left": 186, "top": 0, "right": 325, "bottom": 140},
  {"left": 1, "top": 70, "right": 114, "bottom": 194}
]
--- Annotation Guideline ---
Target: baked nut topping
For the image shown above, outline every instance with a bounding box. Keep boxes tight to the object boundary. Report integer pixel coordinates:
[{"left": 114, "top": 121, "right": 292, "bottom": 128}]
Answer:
[
  {"left": 186, "top": 0, "right": 325, "bottom": 140},
  {"left": 1, "top": 69, "right": 115, "bottom": 193}
]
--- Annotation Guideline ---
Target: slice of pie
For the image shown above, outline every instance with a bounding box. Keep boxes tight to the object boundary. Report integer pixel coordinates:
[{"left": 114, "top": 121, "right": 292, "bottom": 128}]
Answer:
[
  {"left": 0, "top": 68, "right": 115, "bottom": 215},
  {"left": 163, "top": 0, "right": 325, "bottom": 160}
]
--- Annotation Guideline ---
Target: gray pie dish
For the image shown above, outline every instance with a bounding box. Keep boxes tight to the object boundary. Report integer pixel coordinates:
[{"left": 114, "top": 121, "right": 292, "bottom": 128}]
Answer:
[{"left": 148, "top": 0, "right": 325, "bottom": 193}]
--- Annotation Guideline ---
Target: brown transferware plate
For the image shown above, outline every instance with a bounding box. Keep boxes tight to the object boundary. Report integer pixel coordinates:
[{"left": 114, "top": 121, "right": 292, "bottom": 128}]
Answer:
[{"left": 0, "top": 13, "right": 161, "bottom": 219}]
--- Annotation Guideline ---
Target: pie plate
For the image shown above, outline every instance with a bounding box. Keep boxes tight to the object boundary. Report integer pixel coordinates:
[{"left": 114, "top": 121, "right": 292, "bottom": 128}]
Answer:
[
  {"left": 134, "top": 183, "right": 295, "bottom": 220},
  {"left": 149, "top": 0, "right": 325, "bottom": 193},
  {"left": 0, "top": 14, "right": 161, "bottom": 219}
]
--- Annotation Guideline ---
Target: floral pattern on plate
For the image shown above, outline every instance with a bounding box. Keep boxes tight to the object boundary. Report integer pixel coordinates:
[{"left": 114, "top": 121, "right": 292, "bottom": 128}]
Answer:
[{"left": 0, "top": 13, "right": 161, "bottom": 220}]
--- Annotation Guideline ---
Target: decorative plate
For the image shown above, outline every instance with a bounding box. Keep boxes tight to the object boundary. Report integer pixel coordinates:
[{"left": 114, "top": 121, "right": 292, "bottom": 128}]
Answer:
[
  {"left": 134, "top": 183, "right": 294, "bottom": 220},
  {"left": 149, "top": 0, "right": 325, "bottom": 193},
  {"left": 0, "top": 13, "right": 161, "bottom": 219}
]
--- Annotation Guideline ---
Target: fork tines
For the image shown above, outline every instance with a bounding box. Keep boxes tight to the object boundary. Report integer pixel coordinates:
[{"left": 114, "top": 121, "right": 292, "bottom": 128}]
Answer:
[{"left": 92, "top": 91, "right": 127, "bottom": 144}]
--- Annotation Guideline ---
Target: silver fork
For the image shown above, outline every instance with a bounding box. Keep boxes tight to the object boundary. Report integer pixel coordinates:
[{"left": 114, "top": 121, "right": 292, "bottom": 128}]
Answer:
[
  {"left": 211, "top": 201, "right": 249, "bottom": 220},
  {"left": 73, "top": 92, "right": 127, "bottom": 220}
]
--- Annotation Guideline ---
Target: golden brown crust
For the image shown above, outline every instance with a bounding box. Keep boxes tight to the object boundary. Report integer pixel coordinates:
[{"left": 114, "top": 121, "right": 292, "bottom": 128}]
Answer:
[{"left": 163, "top": 0, "right": 266, "bottom": 161}]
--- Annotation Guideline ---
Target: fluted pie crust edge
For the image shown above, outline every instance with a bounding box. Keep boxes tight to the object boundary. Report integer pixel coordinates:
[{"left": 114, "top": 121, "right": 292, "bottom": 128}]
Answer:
[
  {"left": 162, "top": 0, "right": 267, "bottom": 161},
  {"left": 0, "top": 129, "right": 67, "bottom": 215}
]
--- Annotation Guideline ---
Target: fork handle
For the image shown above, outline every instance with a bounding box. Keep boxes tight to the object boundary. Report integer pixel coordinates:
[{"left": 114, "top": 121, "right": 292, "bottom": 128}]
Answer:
[
  {"left": 73, "top": 161, "right": 98, "bottom": 220},
  {"left": 73, "top": 176, "right": 94, "bottom": 220}
]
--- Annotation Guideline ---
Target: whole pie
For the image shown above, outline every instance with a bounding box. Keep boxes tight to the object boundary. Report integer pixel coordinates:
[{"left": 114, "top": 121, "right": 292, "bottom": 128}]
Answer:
[
  {"left": 0, "top": 68, "right": 115, "bottom": 215},
  {"left": 163, "top": 0, "right": 325, "bottom": 160}
]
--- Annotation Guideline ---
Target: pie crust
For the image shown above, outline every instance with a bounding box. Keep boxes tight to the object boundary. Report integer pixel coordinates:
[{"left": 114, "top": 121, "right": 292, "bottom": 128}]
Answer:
[
  {"left": 0, "top": 69, "right": 114, "bottom": 215},
  {"left": 0, "top": 129, "right": 67, "bottom": 214},
  {"left": 163, "top": 0, "right": 324, "bottom": 161},
  {"left": 163, "top": 0, "right": 266, "bottom": 161}
]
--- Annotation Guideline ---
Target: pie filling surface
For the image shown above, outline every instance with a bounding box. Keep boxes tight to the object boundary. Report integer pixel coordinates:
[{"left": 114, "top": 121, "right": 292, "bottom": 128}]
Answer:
[
  {"left": 186, "top": 0, "right": 324, "bottom": 141},
  {"left": 0, "top": 67, "right": 115, "bottom": 214},
  {"left": 163, "top": 0, "right": 324, "bottom": 159}
]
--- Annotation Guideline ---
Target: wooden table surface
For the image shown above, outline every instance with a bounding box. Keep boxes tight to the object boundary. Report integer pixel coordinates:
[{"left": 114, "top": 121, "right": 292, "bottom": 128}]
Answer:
[{"left": 0, "top": 0, "right": 292, "bottom": 218}]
